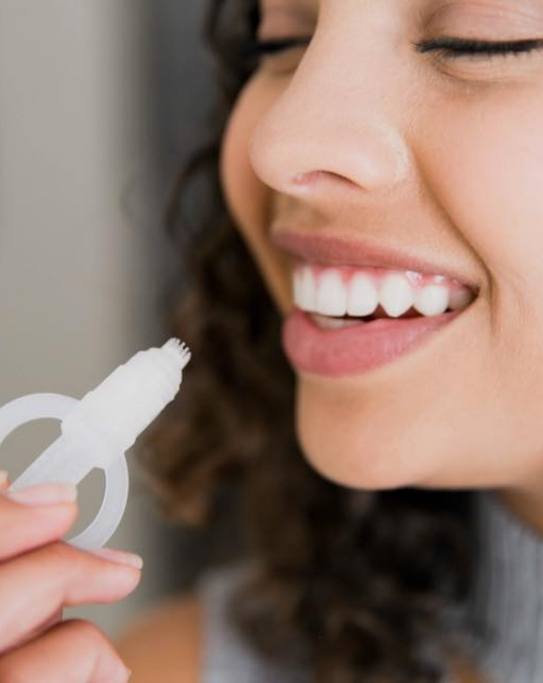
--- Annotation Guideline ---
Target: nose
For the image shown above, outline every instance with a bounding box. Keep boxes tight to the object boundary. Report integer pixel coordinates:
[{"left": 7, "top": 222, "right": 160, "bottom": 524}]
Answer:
[{"left": 248, "top": 36, "right": 411, "bottom": 210}]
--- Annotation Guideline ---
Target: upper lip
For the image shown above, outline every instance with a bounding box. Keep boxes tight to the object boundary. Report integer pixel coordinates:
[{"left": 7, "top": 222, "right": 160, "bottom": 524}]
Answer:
[{"left": 271, "top": 229, "right": 480, "bottom": 293}]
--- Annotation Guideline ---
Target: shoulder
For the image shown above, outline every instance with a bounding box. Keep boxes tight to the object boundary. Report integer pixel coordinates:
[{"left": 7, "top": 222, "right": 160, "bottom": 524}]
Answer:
[
  {"left": 114, "top": 562, "right": 256, "bottom": 683},
  {"left": 114, "top": 592, "right": 202, "bottom": 683}
]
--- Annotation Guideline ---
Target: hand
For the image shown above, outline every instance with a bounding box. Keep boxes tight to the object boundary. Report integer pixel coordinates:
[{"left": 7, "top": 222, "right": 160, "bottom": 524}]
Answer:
[{"left": 0, "top": 473, "right": 142, "bottom": 682}]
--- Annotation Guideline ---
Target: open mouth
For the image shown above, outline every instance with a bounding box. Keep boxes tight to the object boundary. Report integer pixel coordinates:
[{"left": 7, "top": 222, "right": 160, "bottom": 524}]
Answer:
[
  {"left": 358, "top": 303, "right": 442, "bottom": 320},
  {"left": 291, "top": 262, "right": 477, "bottom": 326},
  {"left": 277, "top": 234, "right": 481, "bottom": 376},
  {"left": 283, "top": 304, "right": 470, "bottom": 377},
  {"left": 307, "top": 302, "right": 468, "bottom": 331}
]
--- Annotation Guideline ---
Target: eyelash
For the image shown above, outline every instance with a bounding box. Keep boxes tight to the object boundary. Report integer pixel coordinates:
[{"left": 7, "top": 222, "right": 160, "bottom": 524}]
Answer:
[{"left": 240, "top": 36, "right": 543, "bottom": 62}]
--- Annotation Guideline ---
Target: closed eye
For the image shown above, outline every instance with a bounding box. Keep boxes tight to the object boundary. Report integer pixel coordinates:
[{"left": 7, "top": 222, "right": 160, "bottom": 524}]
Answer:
[
  {"left": 240, "top": 36, "right": 543, "bottom": 62},
  {"left": 413, "top": 36, "right": 543, "bottom": 60},
  {"left": 240, "top": 37, "right": 311, "bottom": 60}
]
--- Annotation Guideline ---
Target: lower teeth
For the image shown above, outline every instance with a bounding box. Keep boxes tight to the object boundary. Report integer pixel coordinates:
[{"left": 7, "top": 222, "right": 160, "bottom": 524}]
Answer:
[{"left": 310, "top": 314, "right": 366, "bottom": 329}]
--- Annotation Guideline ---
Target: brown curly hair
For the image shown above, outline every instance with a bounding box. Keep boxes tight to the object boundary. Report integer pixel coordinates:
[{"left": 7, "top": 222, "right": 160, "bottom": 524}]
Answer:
[{"left": 136, "top": 1, "right": 481, "bottom": 681}]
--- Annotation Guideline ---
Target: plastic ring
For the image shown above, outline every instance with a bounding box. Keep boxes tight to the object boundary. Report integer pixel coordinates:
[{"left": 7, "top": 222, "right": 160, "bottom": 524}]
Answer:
[{"left": 0, "top": 393, "right": 129, "bottom": 550}]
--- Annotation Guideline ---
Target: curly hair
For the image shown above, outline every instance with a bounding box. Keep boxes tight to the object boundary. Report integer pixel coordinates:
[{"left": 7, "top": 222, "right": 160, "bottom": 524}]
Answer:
[{"left": 136, "top": 1, "right": 480, "bottom": 681}]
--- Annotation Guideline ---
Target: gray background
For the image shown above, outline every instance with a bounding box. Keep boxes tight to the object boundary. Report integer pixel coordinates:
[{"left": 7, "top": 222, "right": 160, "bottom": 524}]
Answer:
[{"left": 0, "top": 0, "right": 220, "bottom": 638}]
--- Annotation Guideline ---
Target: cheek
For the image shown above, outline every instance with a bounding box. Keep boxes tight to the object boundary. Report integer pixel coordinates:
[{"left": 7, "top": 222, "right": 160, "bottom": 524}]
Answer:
[
  {"left": 219, "top": 75, "right": 294, "bottom": 314},
  {"left": 421, "top": 86, "right": 543, "bottom": 320},
  {"left": 420, "top": 86, "right": 543, "bottom": 388},
  {"left": 219, "top": 76, "right": 273, "bottom": 245}
]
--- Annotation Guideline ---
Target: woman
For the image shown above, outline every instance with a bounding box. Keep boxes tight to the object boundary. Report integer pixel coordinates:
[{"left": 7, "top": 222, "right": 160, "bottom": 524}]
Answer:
[
  {"left": 118, "top": 0, "right": 543, "bottom": 680},
  {"left": 1, "top": 0, "right": 542, "bottom": 681}
]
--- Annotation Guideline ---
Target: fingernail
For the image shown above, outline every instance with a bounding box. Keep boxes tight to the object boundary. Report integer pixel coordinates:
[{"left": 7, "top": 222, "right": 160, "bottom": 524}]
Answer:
[
  {"left": 90, "top": 547, "right": 143, "bottom": 570},
  {"left": 5, "top": 482, "right": 77, "bottom": 505}
]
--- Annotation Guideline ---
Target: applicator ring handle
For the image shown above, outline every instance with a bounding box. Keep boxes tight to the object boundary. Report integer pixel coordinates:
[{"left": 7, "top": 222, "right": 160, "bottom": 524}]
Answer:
[{"left": 0, "top": 393, "right": 129, "bottom": 550}]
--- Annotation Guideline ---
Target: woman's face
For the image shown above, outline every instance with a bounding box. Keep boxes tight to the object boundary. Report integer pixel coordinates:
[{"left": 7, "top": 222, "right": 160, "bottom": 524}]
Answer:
[{"left": 219, "top": 0, "right": 543, "bottom": 504}]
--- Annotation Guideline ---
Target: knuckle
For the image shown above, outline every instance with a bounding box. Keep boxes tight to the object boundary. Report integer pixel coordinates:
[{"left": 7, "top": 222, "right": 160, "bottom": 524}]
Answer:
[
  {"left": 39, "top": 539, "right": 73, "bottom": 562},
  {"left": 0, "top": 504, "right": 78, "bottom": 559},
  {"left": 70, "top": 618, "right": 119, "bottom": 658},
  {"left": 41, "top": 541, "right": 89, "bottom": 577},
  {"left": 33, "top": 543, "right": 79, "bottom": 595},
  {"left": 69, "top": 617, "right": 108, "bottom": 645},
  {"left": 67, "top": 619, "right": 128, "bottom": 681},
  {"left": 0, "top": 620, "right": 123, "bottom": 683}
]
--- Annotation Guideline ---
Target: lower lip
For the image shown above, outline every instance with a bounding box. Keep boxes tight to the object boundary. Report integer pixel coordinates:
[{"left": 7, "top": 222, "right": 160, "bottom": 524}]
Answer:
[{"left": 281, "top": 308, "right": 465, "bottom": 377}]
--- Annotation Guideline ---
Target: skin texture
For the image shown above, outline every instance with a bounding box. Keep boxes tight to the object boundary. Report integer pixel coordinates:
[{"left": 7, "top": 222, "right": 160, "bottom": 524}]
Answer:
[
  {"left": 120, "top": 3, "right": 543, "bottom": 681},
  {"left": 0, "top": 475, "right": 141, "bottom": 682},
  {"left": 219, "top": 0, "right": 543, "bottom": 540}
]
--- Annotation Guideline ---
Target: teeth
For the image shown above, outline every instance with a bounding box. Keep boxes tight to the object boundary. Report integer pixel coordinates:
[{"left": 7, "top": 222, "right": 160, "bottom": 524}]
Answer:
[
  {"left": 293, "top": 266, "right": 318, "bottom": 312},
  {"left": 379, "top": 274, "right": 415, "bottom": 318},
  {"left": 315, "top": 270, "right": 347, "bottom": 316},
  {"left": 293, "top": 269, "right": 305, "bottom": 308},
  {"left": 347, "top": 274, "right": 379, "bottom": 316},
  {"left": 292, "top": 264, "right": 475, "bottom": 319},
  {"left": 310, "top": 313, "right": 363, "bottom": 330},
  {"left": 449, "top": 287, "right": 473, "bottom": 311},
  {"left": 413, "top": 284, "right": 450, "bottom": 316}
]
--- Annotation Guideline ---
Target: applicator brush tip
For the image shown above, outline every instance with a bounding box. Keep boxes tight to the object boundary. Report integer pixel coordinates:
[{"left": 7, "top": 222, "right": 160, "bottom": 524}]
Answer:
[{"left": 163, "top": 337, "right": 192, "bottom": 370}]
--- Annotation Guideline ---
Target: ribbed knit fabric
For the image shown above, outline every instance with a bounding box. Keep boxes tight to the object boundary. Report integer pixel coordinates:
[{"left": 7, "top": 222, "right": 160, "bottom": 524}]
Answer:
[
  {"left": 197, "top": 489, "right": 543, "bottom": 683},
  {"left": 196, "top": 562, "right": 309, "bottom": 683},
  {"left": 452, "top": 488, "right": 543, "bottom": 683}
]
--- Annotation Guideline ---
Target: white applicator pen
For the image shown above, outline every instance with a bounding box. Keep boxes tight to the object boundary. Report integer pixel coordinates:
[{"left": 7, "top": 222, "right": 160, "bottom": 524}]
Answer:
[{"left": 0, "top": 338, "right": 191, "bottom": 550}]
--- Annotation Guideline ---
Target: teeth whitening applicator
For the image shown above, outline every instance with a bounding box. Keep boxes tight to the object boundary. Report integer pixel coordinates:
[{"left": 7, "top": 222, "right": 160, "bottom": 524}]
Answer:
[{"left": 0, "top": 338, "right": 191, "bottom": 550}]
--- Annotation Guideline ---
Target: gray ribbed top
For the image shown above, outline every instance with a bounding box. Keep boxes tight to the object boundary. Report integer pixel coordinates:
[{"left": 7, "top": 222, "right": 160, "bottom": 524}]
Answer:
[
  {"left": 196, "top": 562, "right": 309, "bottom": 683},
  {"left": 197, "top": 489, "right": 543, "bottom": 683},
  {"left": 455, "top": 488, "right": 543, "bottom": 683}
]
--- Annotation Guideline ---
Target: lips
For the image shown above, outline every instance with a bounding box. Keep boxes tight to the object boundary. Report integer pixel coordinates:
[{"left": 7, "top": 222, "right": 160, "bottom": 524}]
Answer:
[
  {"left": 271, "top": 229, "right": 480, "bottom": 294},
  {"left": 272, "top": 228, "right": 480, "bottom": 377},
  {"left": 282, "top": 307, "right": 465, "bottom": 377}
]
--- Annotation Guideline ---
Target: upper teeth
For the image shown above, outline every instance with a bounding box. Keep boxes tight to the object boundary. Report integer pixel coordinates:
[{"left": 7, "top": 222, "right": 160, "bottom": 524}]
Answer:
[{"left": 293, "top": 264, "right": 475, "bottom": 318}]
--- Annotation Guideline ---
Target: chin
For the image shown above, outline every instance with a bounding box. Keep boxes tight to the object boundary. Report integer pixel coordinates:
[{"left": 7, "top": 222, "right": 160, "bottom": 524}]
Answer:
[
  {"left": 294, "top": 375, "right": 465, "bottom": 491},
  {"left": 295, "top": 383, "right": 415, "bottom": 491}
]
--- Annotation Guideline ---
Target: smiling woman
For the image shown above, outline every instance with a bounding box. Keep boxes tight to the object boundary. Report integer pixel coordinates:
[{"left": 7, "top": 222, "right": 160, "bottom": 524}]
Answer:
[{"left": 126, "top": 0, "right": 543, "bottom": 681}]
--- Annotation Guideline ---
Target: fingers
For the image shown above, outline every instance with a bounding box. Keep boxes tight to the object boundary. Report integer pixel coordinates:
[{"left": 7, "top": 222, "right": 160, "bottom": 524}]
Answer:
[
  {"left": 0, "top": 472, "right": 141, "bottom": 680},
  {"left": 0, "top": 618, "right": 131, "bottom": 683},
  {"left": 6, "top": 606, "right": 64, "bottom": 652},
  {"left": 0, "top": 540, "right": 141, "bottom": 654},
  {"left": 0, "top": 482, "right": 79, "bottom": 561}
]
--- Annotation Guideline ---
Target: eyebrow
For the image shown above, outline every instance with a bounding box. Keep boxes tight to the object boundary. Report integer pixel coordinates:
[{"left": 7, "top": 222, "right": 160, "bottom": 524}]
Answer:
[{"left": 425, "top": 0, "right": 543, "bottom": 19}]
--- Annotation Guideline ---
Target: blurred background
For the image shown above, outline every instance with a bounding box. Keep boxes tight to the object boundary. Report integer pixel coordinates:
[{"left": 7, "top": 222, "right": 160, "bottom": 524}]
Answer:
[{"left": 0, "top": 0, "right": 220, "bottom": 638}]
